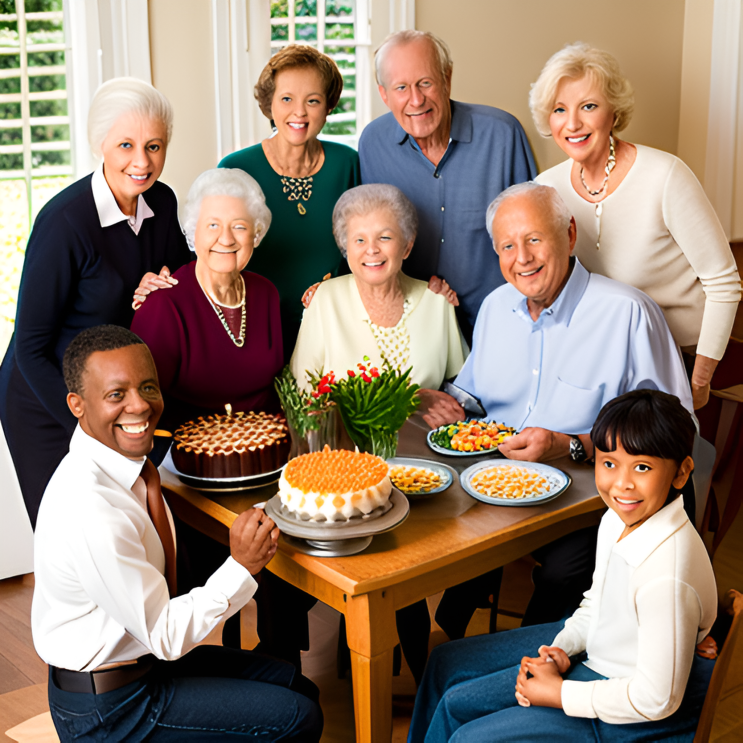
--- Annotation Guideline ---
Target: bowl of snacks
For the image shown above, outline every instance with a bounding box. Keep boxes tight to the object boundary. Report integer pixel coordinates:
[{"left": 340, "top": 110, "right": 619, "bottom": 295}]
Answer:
[
  {"left": 386, "top": 457, "right": 455, "bottom": 497},
  {"left": 427, "top": 420, "right": 517, "bottom": 456},
  {"left": 460, "top": 460, "right": 571, "bottom": 507}
]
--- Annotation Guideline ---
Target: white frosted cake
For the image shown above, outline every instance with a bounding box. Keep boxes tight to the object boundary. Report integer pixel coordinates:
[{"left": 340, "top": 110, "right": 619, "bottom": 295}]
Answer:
[{"left": 278, "top": 447, "right": 391, "bottom": 522}]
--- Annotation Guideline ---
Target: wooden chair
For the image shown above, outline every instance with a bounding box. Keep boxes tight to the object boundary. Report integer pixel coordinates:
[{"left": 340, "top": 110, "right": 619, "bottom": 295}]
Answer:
[
  {"left": 699, "top": 338, "right": 743, "bottom": 556},
  {"left": 694, "top": 589, "right": 743, "bottom": 741}
]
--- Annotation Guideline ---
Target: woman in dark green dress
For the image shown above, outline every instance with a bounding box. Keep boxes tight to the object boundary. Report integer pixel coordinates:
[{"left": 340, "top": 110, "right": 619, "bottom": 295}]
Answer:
[{"left": 219, "top": 45, "right": 360, "bottom": 359}]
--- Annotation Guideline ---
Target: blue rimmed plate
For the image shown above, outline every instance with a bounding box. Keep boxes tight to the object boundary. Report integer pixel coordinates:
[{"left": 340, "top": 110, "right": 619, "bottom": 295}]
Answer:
[
  {"left": 460, "top": 460, "right": 571, "bottom": 507},
  {"left": 386, "top": 457, "right": 455, "bottom": 496}
]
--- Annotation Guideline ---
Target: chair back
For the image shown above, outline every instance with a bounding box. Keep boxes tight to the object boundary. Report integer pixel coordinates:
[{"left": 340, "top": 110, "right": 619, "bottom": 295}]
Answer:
[
  {"left": 691, "top": 434, "right": 716, "bottom": 531},
  {"left": 694, "top": 590, "right": 743, "bottom": 741}
]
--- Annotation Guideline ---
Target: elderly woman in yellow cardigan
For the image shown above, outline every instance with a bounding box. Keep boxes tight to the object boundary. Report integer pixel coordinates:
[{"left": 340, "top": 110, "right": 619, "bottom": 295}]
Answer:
[{"left": 291, "top": 183, "right": 468, "bottom": 427}]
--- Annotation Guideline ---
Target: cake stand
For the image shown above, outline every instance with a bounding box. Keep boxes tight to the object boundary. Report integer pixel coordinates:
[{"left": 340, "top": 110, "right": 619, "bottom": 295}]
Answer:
[{"left": 264, "top": 489, "right": 410, "bottom": 557}]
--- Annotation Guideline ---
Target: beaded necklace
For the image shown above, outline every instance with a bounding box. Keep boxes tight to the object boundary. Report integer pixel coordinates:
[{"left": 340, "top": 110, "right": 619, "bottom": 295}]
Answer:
[{"left": 199, "top": 275, "right": 247, "bottom": 348}]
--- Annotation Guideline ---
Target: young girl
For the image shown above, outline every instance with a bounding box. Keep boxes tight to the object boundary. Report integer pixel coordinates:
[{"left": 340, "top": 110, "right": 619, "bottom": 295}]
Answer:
[{"left": 408, "top": 389, "right": 717, "bottom": 742}]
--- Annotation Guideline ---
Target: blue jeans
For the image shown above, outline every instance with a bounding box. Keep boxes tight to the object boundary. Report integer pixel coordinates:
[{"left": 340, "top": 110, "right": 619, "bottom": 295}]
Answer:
[
  {"left": 48, "top": 645, "right": 323, "bottom": 742},
  {"left": 408, "top": 622, "right": 715, "bottom": 743}
]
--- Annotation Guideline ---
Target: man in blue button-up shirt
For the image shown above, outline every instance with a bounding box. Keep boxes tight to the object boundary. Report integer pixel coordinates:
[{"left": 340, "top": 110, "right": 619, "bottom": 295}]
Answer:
[
  {"left": 359, "top": 30, "right": 536, "bottom": 342},
  {"left": 433, "top": 181, "right": 693, "bottom": 638},
  {"left": 454, "top": 183, "right": 692, "bottom": 462}
]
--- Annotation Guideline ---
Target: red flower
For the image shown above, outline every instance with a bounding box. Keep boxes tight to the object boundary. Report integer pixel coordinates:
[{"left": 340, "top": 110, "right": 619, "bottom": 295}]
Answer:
[
  {"left": 318, "top": 384, "right": 331, "bottom": 395},
  {"left": 311, "top": 391, "right": 320, "bottom": 398},
  {"left": 370, "top": 368, "right": 380, "bottom": 378},
  {"left": 357, "top": 363, "right": 366, "bottom": 372},
  {"left": 347, "top": 370, "right": 356, "bottom": 377},
  {"left": 362, "top": 373, "right": 372, "bottom": 383}
]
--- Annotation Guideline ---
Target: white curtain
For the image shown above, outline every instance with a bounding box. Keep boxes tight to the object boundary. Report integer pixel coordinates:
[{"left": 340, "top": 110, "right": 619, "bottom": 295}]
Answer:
[{"left": 0, "top": 420, "right": 33, "bottom": 579}]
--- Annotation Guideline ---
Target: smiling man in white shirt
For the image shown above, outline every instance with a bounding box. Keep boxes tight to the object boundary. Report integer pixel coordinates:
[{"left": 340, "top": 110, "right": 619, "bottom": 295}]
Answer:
[{"left": 32, "top": 325, "right": 322, "bottom": 743}]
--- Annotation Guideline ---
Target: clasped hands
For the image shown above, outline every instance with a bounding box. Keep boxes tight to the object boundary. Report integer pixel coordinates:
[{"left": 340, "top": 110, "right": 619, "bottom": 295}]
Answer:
[{"left": 515, "top": 645, "right": 569, "bottom": 709}]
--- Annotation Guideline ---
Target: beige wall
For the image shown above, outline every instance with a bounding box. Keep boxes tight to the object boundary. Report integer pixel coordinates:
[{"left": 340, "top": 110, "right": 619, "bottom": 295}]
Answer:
[
  {"left": 416, "top": 0, "right": 686, "bottom": 173},
  {"left": 677, "top": 0, "right": 714, "bottom": 183},
  {"left": 149, "top": 0, "right": 218, "bottom": 204}
]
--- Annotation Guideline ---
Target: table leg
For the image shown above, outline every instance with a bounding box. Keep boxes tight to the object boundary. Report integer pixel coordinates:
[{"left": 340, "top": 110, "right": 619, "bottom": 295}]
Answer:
[{"left": 345, "top": 589, "right": 398, "bottom": 743}]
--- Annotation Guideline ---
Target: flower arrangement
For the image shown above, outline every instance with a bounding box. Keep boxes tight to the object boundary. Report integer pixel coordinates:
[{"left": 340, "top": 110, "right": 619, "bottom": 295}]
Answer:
[{"left": 275, "top": 358, "right": 420, "bottom": 460}]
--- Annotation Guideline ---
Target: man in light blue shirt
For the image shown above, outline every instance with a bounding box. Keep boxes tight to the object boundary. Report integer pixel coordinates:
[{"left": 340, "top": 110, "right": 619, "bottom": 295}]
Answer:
[
  {"left": 434, "top": 181, "right": 693, "bottom": 638},
  {"left": 359, "top": 30, "right": 536, "bottom": 342},
  {"left": 454, "top": 183, "right": 692, "bottom": 462}
]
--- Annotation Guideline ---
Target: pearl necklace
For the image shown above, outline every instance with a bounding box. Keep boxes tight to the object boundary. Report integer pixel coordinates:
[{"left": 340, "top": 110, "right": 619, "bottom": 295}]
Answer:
[
  {"left": 579, "top": 135, "right": 616, "bottom": 197},
  {"left": 579, "top": 135, "right": 616, "bottom": 250},
  {"left": 200, "top": 276, "right": 247, "bottom": 348}
]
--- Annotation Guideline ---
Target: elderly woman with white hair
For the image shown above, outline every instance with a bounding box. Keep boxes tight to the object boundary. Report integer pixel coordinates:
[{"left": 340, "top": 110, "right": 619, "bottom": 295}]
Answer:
[
  {"left": 0, "top": 77, "right": 190, "bottom": 527},
  {"left": 131, "top": 168, "right": 281, "bottom": 431},
  {"left": 291, "top": 183, "right": 467, "bottom": 407},
  {"left": 531, "top": 42, "right": 741, "bottom": 409}
]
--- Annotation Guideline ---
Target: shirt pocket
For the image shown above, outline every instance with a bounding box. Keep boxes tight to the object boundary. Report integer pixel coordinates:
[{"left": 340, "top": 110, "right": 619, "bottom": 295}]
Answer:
[{"left": 550, "top": 377, "right": 606, "bottom": 434}]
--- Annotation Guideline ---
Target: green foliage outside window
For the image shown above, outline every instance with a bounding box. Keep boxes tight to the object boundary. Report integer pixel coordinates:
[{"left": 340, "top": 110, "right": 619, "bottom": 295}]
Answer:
[
  {"left": 270, "top": 0, "right": 357, "bottom": 137},
  {"left": 0, "top": 0, "right": 71, "bottom": 352}
]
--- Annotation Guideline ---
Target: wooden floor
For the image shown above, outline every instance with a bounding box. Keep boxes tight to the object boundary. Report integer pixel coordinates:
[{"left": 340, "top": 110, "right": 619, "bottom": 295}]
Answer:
[{"left": 1, "top": 495, "right": 741, "bottom": 741}]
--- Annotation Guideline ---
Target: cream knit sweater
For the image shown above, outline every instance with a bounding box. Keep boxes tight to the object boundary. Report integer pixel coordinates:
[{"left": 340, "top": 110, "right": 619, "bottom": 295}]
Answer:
[{"left": 536, "top": 145, "right": 741, "bottom": 359}]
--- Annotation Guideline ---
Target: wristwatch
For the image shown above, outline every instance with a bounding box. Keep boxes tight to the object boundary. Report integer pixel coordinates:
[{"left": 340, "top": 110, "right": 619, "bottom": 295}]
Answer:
[{"left": 569, "top": 435, "right": 588, "bottom": 463}]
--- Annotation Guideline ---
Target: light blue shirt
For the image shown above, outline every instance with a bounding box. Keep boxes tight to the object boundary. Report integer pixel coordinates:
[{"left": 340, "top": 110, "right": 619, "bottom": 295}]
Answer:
[{"left": 455, "top": 259, "right": 693, "bottom": 433}]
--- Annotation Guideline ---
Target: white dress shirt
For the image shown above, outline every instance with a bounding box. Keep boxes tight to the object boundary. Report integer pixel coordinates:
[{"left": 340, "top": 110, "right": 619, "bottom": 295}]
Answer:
[
  {"left": 455, "top": 258, "right": 693, "bottom": 432},
  {"left": 91, "top": 163, "right": 155, "bottom": 235},
  {"left": 553, "top": 496, "right": 717, "bottom": 723},
  {"left": 32, "top": 426, "right": 256, "bottom": 671}
]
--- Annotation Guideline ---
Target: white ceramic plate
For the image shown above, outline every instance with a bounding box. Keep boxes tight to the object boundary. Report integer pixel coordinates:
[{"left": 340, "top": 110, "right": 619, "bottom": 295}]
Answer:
[
  {"left": 460, "top": 460, "right": 571, "bottom": 507},
  {"left": 386, "top": 457, "right": 455, "bottom": 496}
]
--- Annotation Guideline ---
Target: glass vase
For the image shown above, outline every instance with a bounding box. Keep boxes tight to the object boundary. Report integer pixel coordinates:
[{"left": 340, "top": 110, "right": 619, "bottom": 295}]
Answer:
[{"left": 287, "top": 404, "right": 346, "bottom": 459}]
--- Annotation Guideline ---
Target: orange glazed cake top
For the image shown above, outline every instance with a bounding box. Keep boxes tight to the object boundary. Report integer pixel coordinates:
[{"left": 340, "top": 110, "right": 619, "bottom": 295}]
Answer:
[{"left": 283, "top": 446, "right": 389, "bottom": 495}]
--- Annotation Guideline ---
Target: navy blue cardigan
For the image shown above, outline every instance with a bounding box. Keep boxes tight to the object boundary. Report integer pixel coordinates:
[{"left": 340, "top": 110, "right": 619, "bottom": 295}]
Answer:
[{"left": 0, "top": 175, "right": 191, "bottom": 429}]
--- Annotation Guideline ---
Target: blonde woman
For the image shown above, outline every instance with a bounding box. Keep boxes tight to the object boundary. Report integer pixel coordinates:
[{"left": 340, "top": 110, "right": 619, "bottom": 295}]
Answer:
[
  {"left": 531, "top": 42, "right": 740, "bottom": 409},
  {"left": 0, "top": 77, "right": 190, "bottom": 527}
]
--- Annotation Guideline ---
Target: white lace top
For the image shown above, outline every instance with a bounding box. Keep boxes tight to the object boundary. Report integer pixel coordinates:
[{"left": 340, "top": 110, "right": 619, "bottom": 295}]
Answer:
[{"left": 365, "top": 298, "right": 412, "bottom": 371}]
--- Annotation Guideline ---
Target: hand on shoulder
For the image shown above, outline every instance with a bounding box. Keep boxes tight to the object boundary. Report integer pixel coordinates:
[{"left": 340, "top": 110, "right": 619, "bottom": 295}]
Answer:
[{"left": 132, "top": 266, "right": 178, "bottom": 310}]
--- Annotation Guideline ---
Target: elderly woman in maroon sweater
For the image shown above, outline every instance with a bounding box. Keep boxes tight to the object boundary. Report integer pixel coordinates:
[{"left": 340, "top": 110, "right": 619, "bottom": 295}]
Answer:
[
  {"left": 131, "top": 168, "right": 282, "bottom": 432},
  {"left": 131, "top": 168, "right": 281, "bottom": 649}
]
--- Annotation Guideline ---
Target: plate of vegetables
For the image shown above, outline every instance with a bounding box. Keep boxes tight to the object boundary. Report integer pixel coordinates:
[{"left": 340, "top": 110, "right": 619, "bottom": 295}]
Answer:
[{"left": 427, "top": 420, "right": 518, "bottom": 457}]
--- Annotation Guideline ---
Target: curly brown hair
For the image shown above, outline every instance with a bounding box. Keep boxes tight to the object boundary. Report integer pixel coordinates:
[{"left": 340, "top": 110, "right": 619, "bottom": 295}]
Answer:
[{"left": 254, "top": 45, "right": 344, "bottom": 122}]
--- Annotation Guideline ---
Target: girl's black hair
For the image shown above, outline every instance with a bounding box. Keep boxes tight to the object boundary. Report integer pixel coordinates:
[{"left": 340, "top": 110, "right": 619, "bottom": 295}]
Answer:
[{"left": 590, "top": 389, "right": 695, "bottom": 464}]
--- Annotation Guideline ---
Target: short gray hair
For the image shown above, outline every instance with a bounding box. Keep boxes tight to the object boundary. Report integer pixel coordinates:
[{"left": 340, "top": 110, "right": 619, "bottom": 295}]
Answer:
[
  {"left": 183, "top": 168, "right": 272, "bottom": 250},
  {"left": 332, "top": 184, "right": 418, "bottom": 258},
  {"left": 529, "top": 42, "right": 635, "bottom": 138},
  {"left": 486, "top": 182, "right": 572, "bottom": 242},
  {"left": 88, "top": 77, "right": 173, "bottom": 158},
  {"left": 375, "top": 30, "right": 453, "bottom": 88}
]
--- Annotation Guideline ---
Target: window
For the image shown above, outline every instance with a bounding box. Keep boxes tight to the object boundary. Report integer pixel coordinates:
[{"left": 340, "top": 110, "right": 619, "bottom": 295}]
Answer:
[
  {"left": 270, "top": 0, "right": 370, "bottom": 146},
  {"left": 0, "top": 0, "right": 72, "bottom": 350}
]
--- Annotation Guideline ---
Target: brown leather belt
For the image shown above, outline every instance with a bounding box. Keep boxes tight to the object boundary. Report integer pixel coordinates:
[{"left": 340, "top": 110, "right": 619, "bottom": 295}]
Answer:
[{"left": 52, "top": 655, "right": 155, "bottom": 694}]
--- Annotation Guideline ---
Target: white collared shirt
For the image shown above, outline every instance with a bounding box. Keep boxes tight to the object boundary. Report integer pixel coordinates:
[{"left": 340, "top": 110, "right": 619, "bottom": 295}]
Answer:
[
  {"left": 553, "top": 496, "right": 717, "bottom": 724},
  {"left": 32, "top": 426, "right": 256, "bottom": 671},
  {"left": 91, "top": 163, "right": 155, "bottom": 235}
]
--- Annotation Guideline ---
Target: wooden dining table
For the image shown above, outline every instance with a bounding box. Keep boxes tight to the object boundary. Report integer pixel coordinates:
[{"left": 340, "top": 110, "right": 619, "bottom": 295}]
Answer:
[{"left": 160, "top": 415, "right": 606, "bottom": 743}]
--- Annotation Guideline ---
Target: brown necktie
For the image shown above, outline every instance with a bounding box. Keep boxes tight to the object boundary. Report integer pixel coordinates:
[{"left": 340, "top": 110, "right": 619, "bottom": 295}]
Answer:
[{"left": 141, "top": 461, "right": 178, "bottom": 596}]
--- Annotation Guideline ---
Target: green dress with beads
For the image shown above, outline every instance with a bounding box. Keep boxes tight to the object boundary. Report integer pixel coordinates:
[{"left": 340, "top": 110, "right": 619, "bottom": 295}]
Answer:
[{"left": 219, "top": 140, "right": 360, "bottom": 360}]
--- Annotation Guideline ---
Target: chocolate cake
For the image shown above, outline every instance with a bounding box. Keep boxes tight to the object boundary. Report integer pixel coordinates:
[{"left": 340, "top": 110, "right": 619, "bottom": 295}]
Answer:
[{"left": 171, "top": 411, "right": 290, "bottom": 478}]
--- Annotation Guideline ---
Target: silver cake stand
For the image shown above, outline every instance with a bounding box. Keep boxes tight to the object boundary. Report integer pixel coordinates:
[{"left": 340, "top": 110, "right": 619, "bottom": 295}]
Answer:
[{"left": 264, "top": 489, "right": 410, "bottom": 557}]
